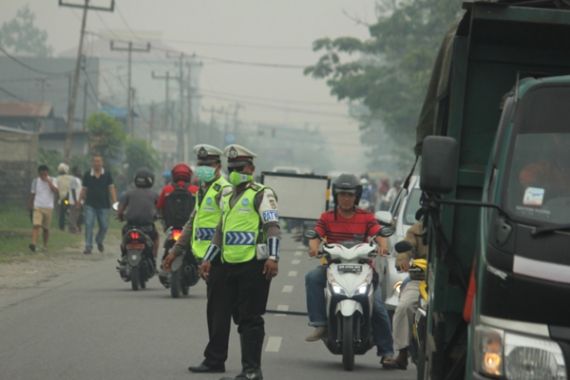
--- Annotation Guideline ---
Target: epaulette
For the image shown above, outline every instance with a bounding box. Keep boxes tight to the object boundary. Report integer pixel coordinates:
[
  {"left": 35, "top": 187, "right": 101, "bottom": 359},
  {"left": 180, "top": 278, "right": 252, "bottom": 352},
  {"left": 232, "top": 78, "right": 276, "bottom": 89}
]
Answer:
[{"left": 249, "top": 183, "right": 264, "bottom": 192}]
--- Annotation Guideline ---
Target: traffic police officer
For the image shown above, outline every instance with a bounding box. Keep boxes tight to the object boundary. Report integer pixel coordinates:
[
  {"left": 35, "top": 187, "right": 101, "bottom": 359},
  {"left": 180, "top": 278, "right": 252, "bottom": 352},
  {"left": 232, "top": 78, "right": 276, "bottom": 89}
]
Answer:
[
  {"left": 201, "top": 144, "right": 280, "bottom": 380},
  {"left": 163, "top": 144, "right": 233, "bottom": 373}
]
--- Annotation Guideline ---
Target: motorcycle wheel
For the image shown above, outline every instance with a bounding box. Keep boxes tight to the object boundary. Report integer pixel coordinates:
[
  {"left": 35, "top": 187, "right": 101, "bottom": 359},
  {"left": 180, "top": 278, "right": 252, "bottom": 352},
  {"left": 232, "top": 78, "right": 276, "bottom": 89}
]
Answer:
[
  {"left": 342, "top": 315, "right": 355, "bottom": 371},
  {"left": 181, "top": 281, "right": 189, "bottom": 296},
  {"left": 170, "top": 270, "right": 181, "bottom": 298},
  {"left": 131, "top": 266, "right": 140, "bottom": 291}
]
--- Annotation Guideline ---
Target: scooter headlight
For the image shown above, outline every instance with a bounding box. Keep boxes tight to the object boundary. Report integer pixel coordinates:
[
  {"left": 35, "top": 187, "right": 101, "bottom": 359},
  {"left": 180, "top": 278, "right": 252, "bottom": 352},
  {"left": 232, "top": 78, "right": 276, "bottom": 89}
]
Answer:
[
  {"left": 330, "top": 283, "right": 346, "bottom": 296},
  {"left": 475, "top": 325, "right": 567, "bottom": 379},
  {"left": 356, "top": 283, "right": 368, "bottom": 295}
]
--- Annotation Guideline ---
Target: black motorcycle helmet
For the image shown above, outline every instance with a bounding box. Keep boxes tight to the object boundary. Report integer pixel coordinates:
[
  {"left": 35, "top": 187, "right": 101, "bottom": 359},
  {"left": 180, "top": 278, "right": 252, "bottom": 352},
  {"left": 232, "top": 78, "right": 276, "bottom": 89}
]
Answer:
[
  {"left": 332, "top": 174, "right": 363, "bottom": 206},
  {"left": 134, "top": 167, "right": 155, "bottom": 188}
]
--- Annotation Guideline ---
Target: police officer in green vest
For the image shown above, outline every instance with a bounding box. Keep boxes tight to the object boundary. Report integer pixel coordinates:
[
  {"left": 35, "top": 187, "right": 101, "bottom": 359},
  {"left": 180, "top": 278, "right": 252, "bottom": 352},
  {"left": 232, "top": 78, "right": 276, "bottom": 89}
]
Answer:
[
  {"left": 163, "top": 144, "right": 233, "bottom": 373},
  {"left": 200, "top": 144, "right": 280, "bottom": 380}
]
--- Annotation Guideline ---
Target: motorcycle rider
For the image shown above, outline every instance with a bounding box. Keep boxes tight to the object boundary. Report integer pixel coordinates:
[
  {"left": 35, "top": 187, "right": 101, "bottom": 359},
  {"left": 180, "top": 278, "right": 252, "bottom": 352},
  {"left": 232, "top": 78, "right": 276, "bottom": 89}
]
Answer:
[
  {"left": 382, "top": 209, "right": 428, "bottom": 370},
  {"left": 156, "top": 163, "right": 198, "bottom": 227},
  {"left": 304, "top": 173, "right": 394, "bottom": 364},
  {"left": 163, "top": 144, "right": 233, "bottom": 373},
  {"left": 117, "top": 168, "right": 159, "bottom": 269}
]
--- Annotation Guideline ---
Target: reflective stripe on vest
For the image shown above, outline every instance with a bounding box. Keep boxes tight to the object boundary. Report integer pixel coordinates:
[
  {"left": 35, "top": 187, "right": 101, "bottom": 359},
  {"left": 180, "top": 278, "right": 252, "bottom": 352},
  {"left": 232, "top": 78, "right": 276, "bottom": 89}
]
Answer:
[
  {"left": 191, "top": 176, "right": 230, "bottom": 259},
  {"left": 221, "top": 184, "right": 264, "bottom": 264}
]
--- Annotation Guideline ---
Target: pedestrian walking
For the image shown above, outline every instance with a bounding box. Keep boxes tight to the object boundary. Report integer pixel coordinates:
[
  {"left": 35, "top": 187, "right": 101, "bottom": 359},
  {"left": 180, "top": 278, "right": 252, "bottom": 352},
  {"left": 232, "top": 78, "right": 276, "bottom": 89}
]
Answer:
[
  {"left": 163, "top": 144, "right": 233, "bottom": 373},
  {"left": 28, "top": 165, "right": 58, "bottom": 252},
  {"left": 55, "top": 163, "right": 73, "bottom": 231},
  {"left": 79, "top": 155, "right": 117, "bottom": 254},
  {"left": 198, "top": 144, "right": 280, "bottom": 380},
  {"left": 68, "top": 166, "right": 83, "bottom": 233}
]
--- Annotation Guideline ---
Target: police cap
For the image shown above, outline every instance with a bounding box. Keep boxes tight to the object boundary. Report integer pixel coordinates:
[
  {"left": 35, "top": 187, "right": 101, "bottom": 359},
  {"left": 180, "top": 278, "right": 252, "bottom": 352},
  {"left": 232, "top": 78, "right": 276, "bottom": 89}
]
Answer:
[
  {"left": 224, "top": 144, "right": 257, "bottom": 168},
  {"left": 193, "top": 144, "right": 223, "bottom": 165}
]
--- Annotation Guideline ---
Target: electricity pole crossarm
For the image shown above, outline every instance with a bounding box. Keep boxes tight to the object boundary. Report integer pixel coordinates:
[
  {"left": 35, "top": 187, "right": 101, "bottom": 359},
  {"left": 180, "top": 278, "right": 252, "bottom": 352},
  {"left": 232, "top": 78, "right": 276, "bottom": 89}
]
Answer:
[
  {"left": 110, "top": 40, "right": 151, "bottom": 136},
  {"left": 59, "top": 0, "right": 115, "bottom": 161}
]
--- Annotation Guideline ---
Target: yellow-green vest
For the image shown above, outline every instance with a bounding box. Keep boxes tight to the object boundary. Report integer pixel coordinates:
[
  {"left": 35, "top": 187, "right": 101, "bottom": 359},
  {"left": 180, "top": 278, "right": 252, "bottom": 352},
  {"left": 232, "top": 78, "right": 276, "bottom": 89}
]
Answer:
[
  {"left": 191, "top": 176, "right": 230, "bottom": 259},
  {"left": 221, "top": 184, "right": 265, "bottom": 264}
]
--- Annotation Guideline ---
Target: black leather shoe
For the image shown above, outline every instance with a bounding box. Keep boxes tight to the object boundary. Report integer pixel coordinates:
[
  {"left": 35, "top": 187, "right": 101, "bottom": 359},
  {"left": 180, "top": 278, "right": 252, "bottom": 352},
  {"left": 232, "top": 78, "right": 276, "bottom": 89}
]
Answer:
[{"left": 188, "top": 362, "right": 225, "bottom": 373}]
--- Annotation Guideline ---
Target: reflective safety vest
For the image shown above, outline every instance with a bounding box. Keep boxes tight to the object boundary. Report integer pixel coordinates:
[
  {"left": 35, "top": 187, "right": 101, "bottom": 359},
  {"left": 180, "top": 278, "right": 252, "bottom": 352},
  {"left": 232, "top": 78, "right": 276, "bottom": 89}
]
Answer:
[
  {"left": 191, "top": 176, "right": 231, "bottom": 259},
  {"left": 221, "top": 183, "right": 265, "bottom": 264}
]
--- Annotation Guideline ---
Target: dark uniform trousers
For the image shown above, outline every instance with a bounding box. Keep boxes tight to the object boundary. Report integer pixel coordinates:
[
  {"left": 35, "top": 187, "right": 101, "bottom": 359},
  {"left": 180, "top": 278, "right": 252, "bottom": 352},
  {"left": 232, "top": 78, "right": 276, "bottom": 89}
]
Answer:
[{"left": 204, "top": 258, "right": 271, "bottom": 373}]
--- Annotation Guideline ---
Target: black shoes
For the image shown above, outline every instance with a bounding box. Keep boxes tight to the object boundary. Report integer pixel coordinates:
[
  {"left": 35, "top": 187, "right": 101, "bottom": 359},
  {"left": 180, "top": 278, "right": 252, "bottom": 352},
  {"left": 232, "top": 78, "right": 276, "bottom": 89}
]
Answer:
[
  {"left": 188, "top": 362, "right": 226, "bottom": 373},
  {"left": 97, "top": 243, "right": 104, "bottom": 253},
  {"left": 29, "top": 244, "right": 36, "bottom": 253},
  {"left": 219, "top": 370, "right": 263, "bottom": 380}
]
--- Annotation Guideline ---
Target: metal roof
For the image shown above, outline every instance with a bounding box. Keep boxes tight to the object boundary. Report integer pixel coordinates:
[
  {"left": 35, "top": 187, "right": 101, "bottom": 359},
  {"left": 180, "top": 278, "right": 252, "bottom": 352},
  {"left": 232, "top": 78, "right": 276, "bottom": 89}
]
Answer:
[{"left": 0, "top": 102, "right": 54, "bottom": 118}]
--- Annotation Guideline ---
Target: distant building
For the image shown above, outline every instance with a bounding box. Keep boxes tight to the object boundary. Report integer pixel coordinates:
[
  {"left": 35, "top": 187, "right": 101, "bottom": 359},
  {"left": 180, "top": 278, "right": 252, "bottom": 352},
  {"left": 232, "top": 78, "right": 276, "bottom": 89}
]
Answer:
[
  {"left": 0, "top": 102, "right": 54, "bottom": 132},
  {"left": 0, "top": 126, "right": 38, "bottom": 204}
]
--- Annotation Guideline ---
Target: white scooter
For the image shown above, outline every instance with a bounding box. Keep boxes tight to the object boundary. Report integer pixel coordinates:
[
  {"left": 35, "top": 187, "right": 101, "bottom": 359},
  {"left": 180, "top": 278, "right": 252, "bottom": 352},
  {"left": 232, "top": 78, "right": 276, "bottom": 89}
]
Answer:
[{"left": 305, "top": 227, "right": 394, "bottom": 371}]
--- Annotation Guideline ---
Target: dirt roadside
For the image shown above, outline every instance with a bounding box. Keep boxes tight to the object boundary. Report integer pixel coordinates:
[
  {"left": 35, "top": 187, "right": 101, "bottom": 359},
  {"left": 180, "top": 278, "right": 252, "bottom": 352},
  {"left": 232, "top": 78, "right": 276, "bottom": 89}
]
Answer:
[{"left": 0, "top": 240, "right": 120, "bottom": 291}]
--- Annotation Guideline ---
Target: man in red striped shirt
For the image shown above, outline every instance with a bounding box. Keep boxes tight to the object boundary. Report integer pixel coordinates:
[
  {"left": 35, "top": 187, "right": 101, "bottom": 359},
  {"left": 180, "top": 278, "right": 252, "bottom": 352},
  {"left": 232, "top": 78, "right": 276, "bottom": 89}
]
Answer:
[{"left": 304, "top": 174, "right": 394, "bottom": 364}]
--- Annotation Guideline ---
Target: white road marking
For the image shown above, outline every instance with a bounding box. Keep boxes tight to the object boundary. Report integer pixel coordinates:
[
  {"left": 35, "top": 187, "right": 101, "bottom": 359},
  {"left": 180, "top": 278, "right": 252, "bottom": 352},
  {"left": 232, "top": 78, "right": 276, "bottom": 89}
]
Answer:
[
  {"left": 265, "top": 336, "right": 282, "bottom": 352},
  {"left": 288, "top": 270, "right": 298, "bottom": 277},
  {"left": 295, "top": 251, "right": 303, "bottom": 257},
  {"left": 275, "top": 304, "right": 290, "bottom": 317},
  {"left": 292, "top": 259, "right": 301, "bottom": 265},
  {"left": 282, "top": 285, "right": 294, "bottom": 293}
]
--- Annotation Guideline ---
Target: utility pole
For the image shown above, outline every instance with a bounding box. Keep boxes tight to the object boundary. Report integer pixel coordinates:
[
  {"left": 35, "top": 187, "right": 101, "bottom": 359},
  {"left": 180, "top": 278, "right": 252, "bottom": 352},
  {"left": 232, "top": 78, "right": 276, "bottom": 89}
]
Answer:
[
  {"left": 59, "top": 0, "right": 114, "bottom": 161},
  {"left": 110, "top": 40, "right": 151, "bottom": 136},
  {"left": 167, "top": 52, "right": 187, "bottom": 161},
  {"left": 152, "top": 71, "right": 182, "bottom": 160},
  {"left": 149, "top": 101, "right": 155, "bottom": 145}
]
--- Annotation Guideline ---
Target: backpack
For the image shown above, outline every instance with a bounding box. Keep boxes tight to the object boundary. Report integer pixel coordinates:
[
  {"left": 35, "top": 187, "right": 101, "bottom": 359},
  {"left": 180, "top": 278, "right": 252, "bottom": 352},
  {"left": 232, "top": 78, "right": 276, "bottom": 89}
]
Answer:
[{"left": 163, "top": 182, "right": 195, "bottom": 228}]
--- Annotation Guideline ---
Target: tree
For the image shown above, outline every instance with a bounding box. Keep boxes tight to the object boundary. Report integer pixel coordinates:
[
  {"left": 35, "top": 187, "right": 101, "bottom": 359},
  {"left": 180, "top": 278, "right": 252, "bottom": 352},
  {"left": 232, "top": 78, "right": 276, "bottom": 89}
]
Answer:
[
  {"left": 0, "top": 5, "right": 53, "bottom": 57},
  {"left": 124, "top": 138, "right": 160, "bottom": 181},
  {"left": 306, "top": 0, "right": 462, "bottom": 171},
  {"left": 86, "top": 112, "right": 126, "bottom": 163}
]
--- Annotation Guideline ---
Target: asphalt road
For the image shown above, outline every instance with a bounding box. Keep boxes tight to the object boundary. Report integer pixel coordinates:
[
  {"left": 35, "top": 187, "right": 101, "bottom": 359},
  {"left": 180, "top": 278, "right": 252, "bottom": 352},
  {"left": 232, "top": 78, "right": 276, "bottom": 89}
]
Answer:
[{"left": 0, "top": 233, "right": 416, "bottom": 380}]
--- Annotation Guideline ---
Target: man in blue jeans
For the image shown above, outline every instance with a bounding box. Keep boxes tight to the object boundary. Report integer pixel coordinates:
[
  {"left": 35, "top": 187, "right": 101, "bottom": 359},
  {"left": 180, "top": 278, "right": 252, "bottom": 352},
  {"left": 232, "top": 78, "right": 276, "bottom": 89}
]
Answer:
[
  {"left": 305, "top": 174, "right": 394, "bottom": 364},
  {"left": 79, "top": 155, "right": 117, "bottom": 255}
]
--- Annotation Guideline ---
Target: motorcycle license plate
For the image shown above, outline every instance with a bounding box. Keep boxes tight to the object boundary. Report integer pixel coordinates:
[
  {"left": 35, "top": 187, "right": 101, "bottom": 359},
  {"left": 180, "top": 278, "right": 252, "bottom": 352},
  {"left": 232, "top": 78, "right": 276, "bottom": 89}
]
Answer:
[
  {"left": 126, "top": 243, "right": 145, "bottom": 250},
  {"left": 338, "top": 264, "right": 362, "bottom": 273}
]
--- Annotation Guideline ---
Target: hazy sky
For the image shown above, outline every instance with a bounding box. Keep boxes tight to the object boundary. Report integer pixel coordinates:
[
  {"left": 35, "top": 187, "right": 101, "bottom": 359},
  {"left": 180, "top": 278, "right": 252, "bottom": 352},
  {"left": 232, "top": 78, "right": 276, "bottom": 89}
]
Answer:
[{"left": 0, "top": 0, "right": 378, "bottom": 173}]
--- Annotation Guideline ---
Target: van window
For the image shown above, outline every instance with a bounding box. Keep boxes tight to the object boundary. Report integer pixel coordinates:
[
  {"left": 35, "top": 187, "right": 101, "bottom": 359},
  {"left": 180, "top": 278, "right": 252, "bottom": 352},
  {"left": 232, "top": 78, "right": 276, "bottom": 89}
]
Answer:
[{"left": 403, "top": 189, "right": 422, "bottom": 225}]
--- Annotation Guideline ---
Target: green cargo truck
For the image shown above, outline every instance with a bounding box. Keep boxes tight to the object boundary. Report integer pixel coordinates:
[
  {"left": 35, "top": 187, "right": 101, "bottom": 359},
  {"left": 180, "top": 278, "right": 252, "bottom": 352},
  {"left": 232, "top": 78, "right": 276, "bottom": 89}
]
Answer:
[{"left": 416, "top": 1, "right": 570, "bottom": 379}]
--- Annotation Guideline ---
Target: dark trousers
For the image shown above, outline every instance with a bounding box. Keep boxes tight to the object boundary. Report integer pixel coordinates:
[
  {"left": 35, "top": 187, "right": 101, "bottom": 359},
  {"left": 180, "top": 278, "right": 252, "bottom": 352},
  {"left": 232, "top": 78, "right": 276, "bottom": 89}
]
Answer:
[
  {"left": 203, "top": 259, "right": 271, "bottom": 370},
  {"left": 58, "top": 202, "right": 68, "bottom": 231}
]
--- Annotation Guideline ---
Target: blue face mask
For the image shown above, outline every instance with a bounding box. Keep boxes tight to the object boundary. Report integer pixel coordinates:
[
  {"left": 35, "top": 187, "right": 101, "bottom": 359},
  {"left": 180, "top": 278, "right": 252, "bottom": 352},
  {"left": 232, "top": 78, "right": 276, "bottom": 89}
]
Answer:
[{"left": 196, "top": 166, "right": 216, "bottom": 183}]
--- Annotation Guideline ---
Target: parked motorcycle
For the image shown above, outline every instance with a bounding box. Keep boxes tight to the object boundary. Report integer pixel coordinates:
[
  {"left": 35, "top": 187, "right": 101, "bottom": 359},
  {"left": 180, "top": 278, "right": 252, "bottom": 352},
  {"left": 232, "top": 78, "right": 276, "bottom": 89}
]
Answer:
[
  {"left": 305, "top": 226, "right": 394, "bottom": 371},
  {"left": 158, "top": 227, "right": 199, "bottom": 298},
  {"left": 118, "top": 226, "right": 156, "bottom": 291}
]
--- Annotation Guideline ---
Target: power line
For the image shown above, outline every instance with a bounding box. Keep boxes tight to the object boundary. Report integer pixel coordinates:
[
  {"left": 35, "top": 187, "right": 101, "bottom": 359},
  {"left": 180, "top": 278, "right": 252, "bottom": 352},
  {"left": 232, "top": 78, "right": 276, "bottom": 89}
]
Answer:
[
  {"left": 200, "top": 93, "right": 351, "bottom": 119},
  {"left": 0, "top": 45, "right": 68, "bottom": 76},
  {"left": 85, "top": 30, "right": 310, "bottom": 70},
  {"left": 199, "top": 88, "right": 341, "bottom": 108},
  {"left": 0, "top": 85, "right": 25, "bottom": 101}
]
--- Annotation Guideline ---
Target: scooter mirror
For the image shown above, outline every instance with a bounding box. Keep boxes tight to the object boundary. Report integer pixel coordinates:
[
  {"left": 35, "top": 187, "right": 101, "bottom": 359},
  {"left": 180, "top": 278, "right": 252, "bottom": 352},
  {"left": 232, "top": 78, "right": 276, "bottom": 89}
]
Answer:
[
  {"left": 377, "top": 226, "right": 394, "bottom": 238},
  {"left": 112, "top": 201, "right": 119, "bottom": 211},
  {"left": 375, "top": 210, "right": 393, "bottom": 226},
  {"left": 394, "top": 240, "right": 413, "bottom": 253},
  {"left": 304, "top": 229, "right": 319, "bottom": 240}
]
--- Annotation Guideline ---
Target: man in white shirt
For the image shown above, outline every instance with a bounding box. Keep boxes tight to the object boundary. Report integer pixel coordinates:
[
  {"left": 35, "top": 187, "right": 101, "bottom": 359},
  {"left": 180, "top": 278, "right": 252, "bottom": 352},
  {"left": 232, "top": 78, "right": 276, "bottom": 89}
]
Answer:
[{"left": 28, "top": 165, "right": 58, "bottom": 252}]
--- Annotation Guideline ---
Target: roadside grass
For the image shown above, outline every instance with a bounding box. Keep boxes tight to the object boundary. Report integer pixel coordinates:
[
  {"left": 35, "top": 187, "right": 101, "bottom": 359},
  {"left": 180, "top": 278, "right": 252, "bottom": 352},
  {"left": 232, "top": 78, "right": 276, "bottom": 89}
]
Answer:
[{"left": 0, "top": 206, "right": 121, "bottom": 263}]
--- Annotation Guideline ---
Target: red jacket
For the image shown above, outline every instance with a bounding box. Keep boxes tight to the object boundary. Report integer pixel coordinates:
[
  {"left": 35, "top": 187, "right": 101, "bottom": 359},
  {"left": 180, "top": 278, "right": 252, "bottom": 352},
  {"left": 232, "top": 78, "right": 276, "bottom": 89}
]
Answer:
[{"left": 156, "top": 181, "right": 198, "bottom": 210}]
